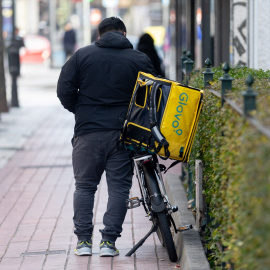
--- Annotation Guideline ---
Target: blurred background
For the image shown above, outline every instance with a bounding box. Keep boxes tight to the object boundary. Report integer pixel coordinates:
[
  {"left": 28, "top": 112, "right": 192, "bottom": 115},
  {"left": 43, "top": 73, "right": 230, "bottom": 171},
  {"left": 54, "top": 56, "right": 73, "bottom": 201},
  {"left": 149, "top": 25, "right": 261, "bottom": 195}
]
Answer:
[
  {"left": 2, "top": 0, "right": 169, "bottom": 72},
  {"left": 1, "top": 0, "right": 270, "bottom": 82}
]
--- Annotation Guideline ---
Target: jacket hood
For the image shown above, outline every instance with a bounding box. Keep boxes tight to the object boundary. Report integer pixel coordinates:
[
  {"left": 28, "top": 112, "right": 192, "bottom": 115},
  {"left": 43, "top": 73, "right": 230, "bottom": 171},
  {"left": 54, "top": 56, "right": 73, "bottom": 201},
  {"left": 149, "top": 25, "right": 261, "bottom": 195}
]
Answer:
[{"left": 95, "top": 31, "right": 133, "bottom": 49}]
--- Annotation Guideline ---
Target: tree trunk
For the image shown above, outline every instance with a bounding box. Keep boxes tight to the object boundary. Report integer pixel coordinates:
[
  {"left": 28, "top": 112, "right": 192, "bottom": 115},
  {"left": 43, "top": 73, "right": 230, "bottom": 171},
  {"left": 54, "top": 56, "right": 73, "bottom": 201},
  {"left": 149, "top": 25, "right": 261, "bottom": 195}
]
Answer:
[{"left": 0, "top": 0, "right": 9, "bottom": 112}]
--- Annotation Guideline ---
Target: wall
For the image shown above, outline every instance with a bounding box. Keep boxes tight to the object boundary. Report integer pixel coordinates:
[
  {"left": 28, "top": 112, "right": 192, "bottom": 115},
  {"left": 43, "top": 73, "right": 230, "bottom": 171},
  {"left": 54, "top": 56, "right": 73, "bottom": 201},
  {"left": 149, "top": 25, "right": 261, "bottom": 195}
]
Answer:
[{"left": 249, "top": 0, "right": 270, "bottom": 70}]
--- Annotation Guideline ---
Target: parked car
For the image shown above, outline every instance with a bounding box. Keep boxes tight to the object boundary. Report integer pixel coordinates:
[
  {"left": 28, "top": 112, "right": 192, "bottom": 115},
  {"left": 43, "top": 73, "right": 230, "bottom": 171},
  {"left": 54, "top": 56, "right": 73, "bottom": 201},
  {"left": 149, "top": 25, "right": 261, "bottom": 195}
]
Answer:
[{"left": 20, "top": 35, "right": 51, "bottom": 63}]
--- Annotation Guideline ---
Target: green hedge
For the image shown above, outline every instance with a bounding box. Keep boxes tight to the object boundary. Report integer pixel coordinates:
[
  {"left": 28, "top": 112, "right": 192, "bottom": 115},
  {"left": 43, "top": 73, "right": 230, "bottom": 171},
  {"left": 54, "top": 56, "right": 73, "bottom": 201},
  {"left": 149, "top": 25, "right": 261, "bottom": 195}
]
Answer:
[{"left": 188, "top": 67, "right": 270, "bottom": 269}]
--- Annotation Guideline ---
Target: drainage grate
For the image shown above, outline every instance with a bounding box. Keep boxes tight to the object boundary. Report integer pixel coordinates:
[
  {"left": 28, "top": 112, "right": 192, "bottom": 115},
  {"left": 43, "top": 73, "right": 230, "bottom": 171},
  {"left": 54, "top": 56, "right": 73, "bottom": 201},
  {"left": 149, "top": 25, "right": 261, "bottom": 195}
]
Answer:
[
  {"left": 21, "top": 250, "right": 66, "bottom": 256},
  {"left": 21, "top": 164, "right": 72, "bottom": 169}
]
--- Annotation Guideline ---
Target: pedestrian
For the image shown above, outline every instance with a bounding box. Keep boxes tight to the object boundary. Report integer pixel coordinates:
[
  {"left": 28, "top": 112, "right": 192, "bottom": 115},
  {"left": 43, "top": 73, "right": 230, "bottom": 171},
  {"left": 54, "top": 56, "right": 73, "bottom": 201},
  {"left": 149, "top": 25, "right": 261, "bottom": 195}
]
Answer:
[
  {"left": 57, "top": 17, "right": 155, "bottom": 257},
  {"left": 14, "top": 27, "right": 25, "bottom": 49},
  {"left": 137, "top": 33, "right": 165, "bottom": 77},
  {"left": 14, "top": 27, "right": 24, "bottom": 76},
  {"left": 62, "top": 22, "right": 76, "bottom": 61},
  {"left": 6, "top": 27, "right": 25, "bottom": 76}
]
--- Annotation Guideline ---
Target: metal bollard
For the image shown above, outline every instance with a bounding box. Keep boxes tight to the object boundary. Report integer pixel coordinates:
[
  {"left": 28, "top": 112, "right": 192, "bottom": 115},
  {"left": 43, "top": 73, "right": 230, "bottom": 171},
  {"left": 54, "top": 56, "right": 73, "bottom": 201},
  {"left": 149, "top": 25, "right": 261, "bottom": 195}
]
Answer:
[
  {"left": 242, "top": 74, "right": 257, "bottom": 116},
  {"left": 219, "top": 62, "right": 234, "bottom": 106},
  {"left": 183, "top": 51, "right": 194, "bottom": 85},
  {"left": 202, "top": 58, "right": 215, "bottom": 88}
]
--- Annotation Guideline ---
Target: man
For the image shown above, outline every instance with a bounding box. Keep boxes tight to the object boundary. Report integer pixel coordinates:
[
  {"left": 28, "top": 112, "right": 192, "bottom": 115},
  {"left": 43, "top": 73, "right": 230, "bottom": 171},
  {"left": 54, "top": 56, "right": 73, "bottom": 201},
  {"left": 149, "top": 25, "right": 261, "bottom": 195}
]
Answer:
[
  {"left": 57, "top": 17, "right": 155, "bottom": 257},
  {"left": 6, "top": 27, "right": 25, "bottom": 76}
]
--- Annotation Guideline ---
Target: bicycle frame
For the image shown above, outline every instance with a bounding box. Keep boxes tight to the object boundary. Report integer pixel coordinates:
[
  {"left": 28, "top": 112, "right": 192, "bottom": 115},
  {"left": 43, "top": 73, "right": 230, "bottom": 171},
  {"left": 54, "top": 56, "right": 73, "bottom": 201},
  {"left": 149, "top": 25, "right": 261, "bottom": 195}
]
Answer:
[{"left": 133, "top": 154, "right": 174, "bottom": 216}]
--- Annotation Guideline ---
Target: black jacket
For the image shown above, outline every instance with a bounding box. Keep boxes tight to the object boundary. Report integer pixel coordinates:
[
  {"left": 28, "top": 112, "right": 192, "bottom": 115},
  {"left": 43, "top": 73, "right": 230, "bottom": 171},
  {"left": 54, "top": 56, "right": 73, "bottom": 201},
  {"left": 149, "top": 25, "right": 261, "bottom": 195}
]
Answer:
[{"left": 57, "top": 31, "right": 155, "bottom": 136}]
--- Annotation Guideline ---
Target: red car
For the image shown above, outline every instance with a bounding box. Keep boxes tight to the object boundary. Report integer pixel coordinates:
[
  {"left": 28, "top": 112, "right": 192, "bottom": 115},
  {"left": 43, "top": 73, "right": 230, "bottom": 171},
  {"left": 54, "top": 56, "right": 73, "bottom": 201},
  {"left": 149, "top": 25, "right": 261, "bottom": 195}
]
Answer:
[{"left": 20, "top": 35, "right": 51, "bottom": 63}]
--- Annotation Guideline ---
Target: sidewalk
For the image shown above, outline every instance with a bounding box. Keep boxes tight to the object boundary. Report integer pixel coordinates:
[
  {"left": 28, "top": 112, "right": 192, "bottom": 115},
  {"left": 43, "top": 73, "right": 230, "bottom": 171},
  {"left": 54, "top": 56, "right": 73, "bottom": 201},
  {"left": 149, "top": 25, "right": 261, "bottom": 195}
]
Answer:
[
  {"left": 0, "top": 63, "right": 209, "bottom": 270},
  {"left": 0, "top": 63, "right": 61, "bottom": 168},
  {"left": 0, "top": 64, "right": 181, "bottom": 270}
]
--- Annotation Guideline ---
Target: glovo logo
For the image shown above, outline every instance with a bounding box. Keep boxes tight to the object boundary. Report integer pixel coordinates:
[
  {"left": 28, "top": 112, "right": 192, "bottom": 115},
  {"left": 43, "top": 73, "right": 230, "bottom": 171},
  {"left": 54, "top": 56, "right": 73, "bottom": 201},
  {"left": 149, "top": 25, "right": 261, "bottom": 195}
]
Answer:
[{"left": 172, "top": 92, "right": 188, "bottom": 136}]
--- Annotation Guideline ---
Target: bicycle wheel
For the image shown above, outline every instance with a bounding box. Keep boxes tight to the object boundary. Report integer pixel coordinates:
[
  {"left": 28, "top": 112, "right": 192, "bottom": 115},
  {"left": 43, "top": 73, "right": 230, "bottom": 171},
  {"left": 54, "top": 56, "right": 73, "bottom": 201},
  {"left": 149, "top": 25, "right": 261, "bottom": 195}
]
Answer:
[
  {"left": 142, "top": 160, "right": 177, "bottom": 261},
  {"left": 156, "top": 213, "right": 174, "bottom": 248},
  {"left": 156, "top": 211, "right": 178, "bottom": 262},
  {"left": 156, "top": 226, "right": 165, "bottom": 247}
]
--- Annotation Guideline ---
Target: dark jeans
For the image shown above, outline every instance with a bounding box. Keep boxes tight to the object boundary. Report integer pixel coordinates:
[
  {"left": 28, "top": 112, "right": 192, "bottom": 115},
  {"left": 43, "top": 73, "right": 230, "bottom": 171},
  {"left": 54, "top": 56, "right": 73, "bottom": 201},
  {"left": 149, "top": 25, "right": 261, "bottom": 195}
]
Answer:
[{"left": 72, "top": 130, "right": 133, "bottom": 243}]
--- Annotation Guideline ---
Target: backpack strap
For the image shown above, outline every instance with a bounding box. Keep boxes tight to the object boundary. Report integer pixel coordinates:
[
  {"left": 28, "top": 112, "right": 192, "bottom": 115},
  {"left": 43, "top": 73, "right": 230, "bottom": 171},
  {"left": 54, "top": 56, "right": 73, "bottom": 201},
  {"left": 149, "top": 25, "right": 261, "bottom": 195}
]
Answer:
[
  {"left": 164, "top": 160, "right": 181, "bottom": 173},
  {"left": 149, "top": 82, "right": 170, "bottom": 158}
]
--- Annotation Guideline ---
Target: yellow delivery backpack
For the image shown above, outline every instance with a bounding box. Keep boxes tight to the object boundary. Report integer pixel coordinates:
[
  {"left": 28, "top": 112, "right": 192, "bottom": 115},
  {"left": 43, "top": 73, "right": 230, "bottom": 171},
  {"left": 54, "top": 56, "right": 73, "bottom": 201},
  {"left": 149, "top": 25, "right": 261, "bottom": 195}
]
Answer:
[{"left": 120, "top": 72, "right": 203, "bottom": 162}]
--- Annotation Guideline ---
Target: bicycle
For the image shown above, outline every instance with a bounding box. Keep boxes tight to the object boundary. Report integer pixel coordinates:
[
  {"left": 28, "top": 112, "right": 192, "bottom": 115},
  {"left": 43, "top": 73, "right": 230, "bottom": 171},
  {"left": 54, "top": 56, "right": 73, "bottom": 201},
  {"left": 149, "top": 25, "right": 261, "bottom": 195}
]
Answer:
[
  {"left": 125, "top": 153, "right": 192, "bottom": 262},
  {"left": 121, "top": 75, "right": 198, "bottom": 261}
]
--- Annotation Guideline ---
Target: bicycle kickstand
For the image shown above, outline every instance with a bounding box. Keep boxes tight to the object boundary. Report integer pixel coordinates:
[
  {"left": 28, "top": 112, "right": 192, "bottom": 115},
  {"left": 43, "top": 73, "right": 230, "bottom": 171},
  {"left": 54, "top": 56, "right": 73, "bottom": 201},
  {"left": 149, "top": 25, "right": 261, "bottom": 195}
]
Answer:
[{"left": 125, "top": 223, "right": 158, "bottom": 257}]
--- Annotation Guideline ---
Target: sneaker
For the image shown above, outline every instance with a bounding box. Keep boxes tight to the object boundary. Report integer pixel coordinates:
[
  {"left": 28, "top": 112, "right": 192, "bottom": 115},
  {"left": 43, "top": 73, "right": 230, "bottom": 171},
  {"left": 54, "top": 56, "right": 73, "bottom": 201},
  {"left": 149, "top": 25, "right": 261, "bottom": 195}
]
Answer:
[
  {"left": 74, "top": 240, "right": 92, "bottom": 256},
  {"left": 99, "top": 240, "right": 119, "bottom": 257}
]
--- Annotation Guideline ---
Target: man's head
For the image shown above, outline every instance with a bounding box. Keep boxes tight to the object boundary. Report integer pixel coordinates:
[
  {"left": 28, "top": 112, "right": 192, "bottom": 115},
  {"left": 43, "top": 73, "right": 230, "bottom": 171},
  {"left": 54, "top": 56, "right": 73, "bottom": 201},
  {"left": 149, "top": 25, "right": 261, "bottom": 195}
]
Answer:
[{"left": 98, "top": 17, "right": 126, "bottom": 37}]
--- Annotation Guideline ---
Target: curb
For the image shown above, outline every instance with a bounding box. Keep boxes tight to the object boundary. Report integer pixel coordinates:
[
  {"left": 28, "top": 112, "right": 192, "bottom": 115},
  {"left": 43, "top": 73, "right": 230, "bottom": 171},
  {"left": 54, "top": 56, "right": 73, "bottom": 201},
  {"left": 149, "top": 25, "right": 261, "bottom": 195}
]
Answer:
[{"left": 165, "top": 174, "right": 210, "bottom": 270}]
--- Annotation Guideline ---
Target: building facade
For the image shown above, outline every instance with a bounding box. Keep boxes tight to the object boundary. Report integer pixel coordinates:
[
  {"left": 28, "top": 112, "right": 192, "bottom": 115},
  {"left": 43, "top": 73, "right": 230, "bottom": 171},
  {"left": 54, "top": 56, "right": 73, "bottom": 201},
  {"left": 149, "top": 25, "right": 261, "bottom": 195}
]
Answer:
[{"left": 166, "top": 0, "right": 270, "bottom": 80}]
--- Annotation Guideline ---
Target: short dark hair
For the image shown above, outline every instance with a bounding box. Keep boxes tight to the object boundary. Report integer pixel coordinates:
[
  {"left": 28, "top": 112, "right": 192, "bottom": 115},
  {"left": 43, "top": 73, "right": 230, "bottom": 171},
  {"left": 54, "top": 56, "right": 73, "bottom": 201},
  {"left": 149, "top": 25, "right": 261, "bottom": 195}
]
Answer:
[{"left": 98, "top": 17, "right": 126, "bottom": 36}]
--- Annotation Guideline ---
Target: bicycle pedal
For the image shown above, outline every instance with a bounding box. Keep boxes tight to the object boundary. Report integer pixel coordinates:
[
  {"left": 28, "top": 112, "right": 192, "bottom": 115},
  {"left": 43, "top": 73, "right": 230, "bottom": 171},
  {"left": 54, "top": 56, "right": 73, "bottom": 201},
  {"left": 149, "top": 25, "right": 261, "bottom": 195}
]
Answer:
[
  {"left": 177, "top": 224, "right": 193, "bottom": 232},
  {"left": 126, "top": 197, "right": 141, "bottom": 209}
]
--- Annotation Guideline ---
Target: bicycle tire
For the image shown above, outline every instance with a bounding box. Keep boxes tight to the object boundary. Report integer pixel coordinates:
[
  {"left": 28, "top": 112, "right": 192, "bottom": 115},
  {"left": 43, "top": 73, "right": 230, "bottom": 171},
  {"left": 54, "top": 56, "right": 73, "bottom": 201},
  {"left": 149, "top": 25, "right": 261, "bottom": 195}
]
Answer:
[
  {"left": 156, "top": 227, "right": 165, "bottom": 247},
  {"left": 141, "top": 160, "right": 177, "bottom": 261},
  {"left": 157, "top": 211, "right": 178, "bottom": 262}
]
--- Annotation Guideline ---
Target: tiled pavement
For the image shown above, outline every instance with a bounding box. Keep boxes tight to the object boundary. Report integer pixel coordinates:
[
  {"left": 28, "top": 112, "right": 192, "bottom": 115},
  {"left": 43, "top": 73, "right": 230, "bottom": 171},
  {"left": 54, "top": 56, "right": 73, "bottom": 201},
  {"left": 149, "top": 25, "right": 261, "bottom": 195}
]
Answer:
[{"left": 0, "top": 64, "right": 181, "bottom": 270}]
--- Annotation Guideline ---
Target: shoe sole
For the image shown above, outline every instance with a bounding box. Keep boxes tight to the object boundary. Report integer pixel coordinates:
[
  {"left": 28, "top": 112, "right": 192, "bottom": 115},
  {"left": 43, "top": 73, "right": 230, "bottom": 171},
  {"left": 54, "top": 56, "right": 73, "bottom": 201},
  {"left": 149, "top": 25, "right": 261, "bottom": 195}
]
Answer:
[
  {"left": 75, "top": 247, "right": 92, "bottom": 256},
  {"left": 100, "top": 248, "right": 119, "bottom": 257}
]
